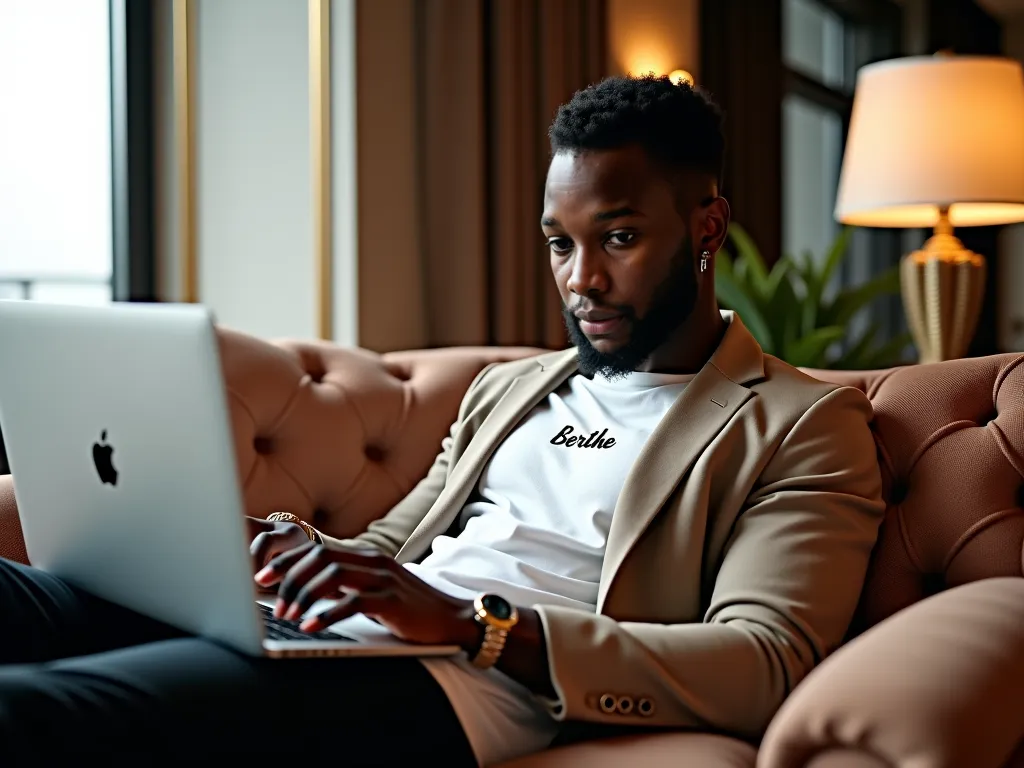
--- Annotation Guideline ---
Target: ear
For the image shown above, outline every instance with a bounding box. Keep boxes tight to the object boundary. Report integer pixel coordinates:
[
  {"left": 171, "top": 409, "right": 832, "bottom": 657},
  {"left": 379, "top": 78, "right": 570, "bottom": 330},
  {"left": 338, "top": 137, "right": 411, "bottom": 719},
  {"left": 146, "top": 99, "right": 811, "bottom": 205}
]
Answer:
[{"left": 692, "top": 196, "right": 731, "bottom": 255}]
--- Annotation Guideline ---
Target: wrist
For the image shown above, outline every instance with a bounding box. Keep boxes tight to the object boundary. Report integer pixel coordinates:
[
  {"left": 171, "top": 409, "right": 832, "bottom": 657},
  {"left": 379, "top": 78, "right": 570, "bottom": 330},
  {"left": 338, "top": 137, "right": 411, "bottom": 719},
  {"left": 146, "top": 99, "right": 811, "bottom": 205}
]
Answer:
[{"left": 453, "top": 599, "right": 484, "bottom": 653}]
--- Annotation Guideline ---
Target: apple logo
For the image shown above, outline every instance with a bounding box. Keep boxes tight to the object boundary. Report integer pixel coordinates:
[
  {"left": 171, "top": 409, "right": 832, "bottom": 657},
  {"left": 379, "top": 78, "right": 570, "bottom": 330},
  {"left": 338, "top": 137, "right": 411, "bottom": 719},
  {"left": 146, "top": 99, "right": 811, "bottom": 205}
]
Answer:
[{"left": 92, "top": 430, "right": 118, "bottom": 486}]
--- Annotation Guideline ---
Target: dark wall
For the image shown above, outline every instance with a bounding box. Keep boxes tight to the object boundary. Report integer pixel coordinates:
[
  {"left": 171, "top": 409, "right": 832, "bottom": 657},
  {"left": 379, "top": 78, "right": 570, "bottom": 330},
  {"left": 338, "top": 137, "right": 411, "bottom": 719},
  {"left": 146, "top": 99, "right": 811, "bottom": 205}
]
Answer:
[
  {"left": 699, "top": 0, "right": 1005, "bottom": 354},
  {"left": 700, "top": 0, "right": 784, "bottom": 268}
]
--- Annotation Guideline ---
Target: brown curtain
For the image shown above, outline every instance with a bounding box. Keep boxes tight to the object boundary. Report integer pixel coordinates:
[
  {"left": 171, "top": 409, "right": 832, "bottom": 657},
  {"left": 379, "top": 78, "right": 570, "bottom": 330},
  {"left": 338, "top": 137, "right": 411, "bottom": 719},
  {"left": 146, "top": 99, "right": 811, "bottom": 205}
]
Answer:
[
  {"left": 415, "top": 0, "right": 607, "bottom": 350},
  {"left": 699, "top": 0, "right": 784, "bottom": 267}
]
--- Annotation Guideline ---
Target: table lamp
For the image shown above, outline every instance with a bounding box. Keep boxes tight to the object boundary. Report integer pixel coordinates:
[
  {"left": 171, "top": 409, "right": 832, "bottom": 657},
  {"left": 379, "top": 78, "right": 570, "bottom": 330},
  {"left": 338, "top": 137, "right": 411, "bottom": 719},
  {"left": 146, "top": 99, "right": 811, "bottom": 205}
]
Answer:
[{"left": 835, "top": 53, "right": 1024, "bottom": 363}]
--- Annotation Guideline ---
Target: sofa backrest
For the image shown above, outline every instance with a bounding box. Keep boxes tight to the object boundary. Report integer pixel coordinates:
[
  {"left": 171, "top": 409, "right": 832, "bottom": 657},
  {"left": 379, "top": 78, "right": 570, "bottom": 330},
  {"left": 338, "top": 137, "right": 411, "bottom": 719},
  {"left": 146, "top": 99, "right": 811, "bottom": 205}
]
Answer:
[
  {"left": 220, "top": 327, "right": 1024, "bottom": 633},
  {"left": 217, "top": 328, "right": 543, "bottom": 539},
  {"left": 805, "top": 356, "right": 1024, "bottom": 631}
]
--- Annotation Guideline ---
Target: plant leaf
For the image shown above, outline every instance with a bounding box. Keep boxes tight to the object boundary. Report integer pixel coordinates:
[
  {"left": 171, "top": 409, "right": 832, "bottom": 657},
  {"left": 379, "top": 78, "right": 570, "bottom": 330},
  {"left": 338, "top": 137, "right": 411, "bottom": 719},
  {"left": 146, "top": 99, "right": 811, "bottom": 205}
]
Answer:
[
  {"left": 763, "top": 259, "right": 802, "bottom": 355},
  {"left": 804, "top": 228, "right": 853, "bottom": 332},
  {"left": 819, "top": 226, "right": 854, "bottom": 292},
  {"left": 728, "top": 223, "right": 771, "bottom": 298},
  {"left": 764, "top": 255, "right": 794, "bottom": 299},
  {"left": 832, "top": 323, "right": 879, "bottom": 370},
  {"left": 782, "top": 326, "right": 846, "bottom": 368},
  {"left": 790, "top": 251, "right": 820, "bottom": 335},
  {"left": 716, "top": 248, "right": 735, "bottom": 279},
  {"left": 856, "top": 332, "right": 914, "bottom": 369},
  {"left": 715, "top": 270, "right": 774, "bottom": 353},
  {"left": 820, "top": 265, "right": 901, "bottom": 327}
]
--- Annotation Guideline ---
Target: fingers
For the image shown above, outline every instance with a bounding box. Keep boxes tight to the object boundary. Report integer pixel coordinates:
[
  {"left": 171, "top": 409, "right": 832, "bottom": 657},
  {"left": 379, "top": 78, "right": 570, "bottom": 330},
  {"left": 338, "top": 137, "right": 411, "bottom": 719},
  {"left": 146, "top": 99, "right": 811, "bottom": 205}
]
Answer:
[
  {"left": 245, "top": 516, "right": 272, "bottom": 539},
  {"left": 254, "top": 541, "right": 315, "bottom": 587},
  {"left": 267, "top": 546, "right": 395, "bottom": 621},
  {"left": 249, "top": 531, "right": 273, "bottom": 573},
  {"left": 250, "top": 531, "right": 304, "bottom": 576},
  {"left": 299, "top": 592, "right": 391, "bottom": 633},
  {"left": 281, "top": 561, "right": 344, "bottom": 621},
  {"left": 246, "top": 518, "right": 270, "bottom": 564}
]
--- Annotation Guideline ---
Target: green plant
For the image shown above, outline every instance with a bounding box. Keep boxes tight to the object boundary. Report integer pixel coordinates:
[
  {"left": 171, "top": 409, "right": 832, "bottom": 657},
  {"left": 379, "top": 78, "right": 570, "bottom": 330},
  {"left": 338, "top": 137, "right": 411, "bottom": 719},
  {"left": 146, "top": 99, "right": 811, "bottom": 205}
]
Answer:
[{"left": 714, "top": 223, "right": 911, "bottom": 369}]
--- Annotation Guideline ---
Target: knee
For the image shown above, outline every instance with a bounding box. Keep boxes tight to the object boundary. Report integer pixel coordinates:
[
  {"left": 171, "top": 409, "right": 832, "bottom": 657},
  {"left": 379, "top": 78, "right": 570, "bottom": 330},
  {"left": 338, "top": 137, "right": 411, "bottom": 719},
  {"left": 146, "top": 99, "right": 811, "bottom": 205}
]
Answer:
[
  {"left": 0, "top": 669, "right": 50, "bottom": 763},
  {"left": 0, "top": 668, "right": 149, "bottom": 764},
  {"left": 0, "top": 667, "right": 55, "bottom": 725}
]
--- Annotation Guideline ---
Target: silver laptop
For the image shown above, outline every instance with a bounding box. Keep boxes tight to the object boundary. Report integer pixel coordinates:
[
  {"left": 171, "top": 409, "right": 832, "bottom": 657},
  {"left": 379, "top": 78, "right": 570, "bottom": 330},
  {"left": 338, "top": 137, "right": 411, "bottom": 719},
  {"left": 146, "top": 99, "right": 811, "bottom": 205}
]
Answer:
[{"left": 0, "top": 300, "right": 459, "bottom": 659}]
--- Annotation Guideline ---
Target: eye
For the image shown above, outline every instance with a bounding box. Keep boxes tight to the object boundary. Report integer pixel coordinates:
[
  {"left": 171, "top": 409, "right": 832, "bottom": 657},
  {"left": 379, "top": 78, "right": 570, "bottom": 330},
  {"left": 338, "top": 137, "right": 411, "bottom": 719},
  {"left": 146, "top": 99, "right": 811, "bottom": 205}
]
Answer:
[
  {"left": 546, "top": 237, "right": 574, "bottom": 255},
  {"left": 604, "top": 231, "right": 636, "bottom": 248}
]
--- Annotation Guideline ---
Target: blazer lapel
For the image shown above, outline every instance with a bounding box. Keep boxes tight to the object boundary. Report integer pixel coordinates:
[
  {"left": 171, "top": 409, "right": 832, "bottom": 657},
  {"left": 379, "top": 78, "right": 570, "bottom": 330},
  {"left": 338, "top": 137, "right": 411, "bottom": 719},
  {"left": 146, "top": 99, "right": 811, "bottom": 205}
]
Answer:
[
  {"left": 396, "top": 350, "right": 579, "bottom": 563},
  {"left": 597, "top": 312, "right": 766, "bottom": 611}
]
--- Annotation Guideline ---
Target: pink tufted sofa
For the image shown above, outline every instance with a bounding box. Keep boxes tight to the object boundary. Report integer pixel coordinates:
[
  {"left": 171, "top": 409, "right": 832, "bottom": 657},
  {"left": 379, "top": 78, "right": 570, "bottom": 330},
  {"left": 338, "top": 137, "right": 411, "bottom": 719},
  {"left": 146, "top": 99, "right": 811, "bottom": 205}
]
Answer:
[{"left": 1, "top": 327, "right": 1023, "bottom": 768}]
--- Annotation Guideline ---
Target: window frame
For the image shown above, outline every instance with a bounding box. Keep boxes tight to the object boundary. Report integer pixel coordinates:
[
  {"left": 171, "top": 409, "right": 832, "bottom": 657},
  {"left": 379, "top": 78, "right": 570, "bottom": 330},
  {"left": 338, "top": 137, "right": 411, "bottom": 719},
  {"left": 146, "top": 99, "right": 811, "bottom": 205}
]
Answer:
[{"left": 782, "top": 0, "right": 906, "bottom": 347}]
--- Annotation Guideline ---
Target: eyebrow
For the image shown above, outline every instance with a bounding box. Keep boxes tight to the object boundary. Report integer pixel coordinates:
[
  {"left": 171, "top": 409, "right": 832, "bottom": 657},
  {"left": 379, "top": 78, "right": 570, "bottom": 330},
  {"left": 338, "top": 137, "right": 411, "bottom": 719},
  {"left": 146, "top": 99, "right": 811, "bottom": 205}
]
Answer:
[{"left": 541, "top": 207, "right": 642, "bottom": 228}]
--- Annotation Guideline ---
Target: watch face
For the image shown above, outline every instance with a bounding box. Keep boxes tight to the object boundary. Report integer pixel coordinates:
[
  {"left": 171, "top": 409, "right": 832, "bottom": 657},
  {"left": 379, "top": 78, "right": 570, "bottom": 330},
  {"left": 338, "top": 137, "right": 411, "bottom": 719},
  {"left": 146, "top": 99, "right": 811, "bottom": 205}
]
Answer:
[{"left": 481, "top": 594, "right": 512, "bottom": 620}]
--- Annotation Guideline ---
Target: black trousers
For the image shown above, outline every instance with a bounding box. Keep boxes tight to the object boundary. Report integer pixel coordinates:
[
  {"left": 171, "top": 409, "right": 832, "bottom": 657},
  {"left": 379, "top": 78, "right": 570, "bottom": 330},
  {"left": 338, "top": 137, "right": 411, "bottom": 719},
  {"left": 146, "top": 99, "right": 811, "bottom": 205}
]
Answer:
[{"left": 0, "top": 557, "right": 477, "bottom": 766}]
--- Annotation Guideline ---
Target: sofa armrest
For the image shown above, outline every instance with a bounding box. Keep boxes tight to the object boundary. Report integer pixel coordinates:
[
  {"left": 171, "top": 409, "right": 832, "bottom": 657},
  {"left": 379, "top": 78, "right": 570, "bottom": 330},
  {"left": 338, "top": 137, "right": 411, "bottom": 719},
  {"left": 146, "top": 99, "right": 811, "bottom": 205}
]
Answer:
[
  {"left": 759, "top": 577, "right": 1024, "bottom": 768},
  {"left": 0, "top": 475, "right": 27, "bottom": 565}
]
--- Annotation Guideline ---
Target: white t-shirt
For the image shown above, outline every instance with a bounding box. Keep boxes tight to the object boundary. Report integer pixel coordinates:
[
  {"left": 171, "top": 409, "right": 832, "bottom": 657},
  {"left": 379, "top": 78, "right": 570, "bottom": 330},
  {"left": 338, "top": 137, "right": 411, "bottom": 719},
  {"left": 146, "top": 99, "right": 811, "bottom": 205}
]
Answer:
[{"left": 405, "top": 369, "right": 693, "bottom": 766}]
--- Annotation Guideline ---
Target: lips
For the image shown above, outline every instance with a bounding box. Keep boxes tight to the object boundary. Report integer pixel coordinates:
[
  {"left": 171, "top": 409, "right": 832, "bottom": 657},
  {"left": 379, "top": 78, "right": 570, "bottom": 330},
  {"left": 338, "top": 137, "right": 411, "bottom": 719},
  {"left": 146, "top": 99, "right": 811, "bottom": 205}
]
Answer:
[{"left": 575, "top": 311, "right": 624, "bottom": 336}]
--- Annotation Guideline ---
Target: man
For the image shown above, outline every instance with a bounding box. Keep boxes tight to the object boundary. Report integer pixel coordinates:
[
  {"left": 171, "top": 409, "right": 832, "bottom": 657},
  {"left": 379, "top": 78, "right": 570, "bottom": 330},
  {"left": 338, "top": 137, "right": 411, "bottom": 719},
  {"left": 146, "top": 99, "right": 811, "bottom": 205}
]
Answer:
[{"left": 0, "top": 75, "right": 884, "bottom": 766}]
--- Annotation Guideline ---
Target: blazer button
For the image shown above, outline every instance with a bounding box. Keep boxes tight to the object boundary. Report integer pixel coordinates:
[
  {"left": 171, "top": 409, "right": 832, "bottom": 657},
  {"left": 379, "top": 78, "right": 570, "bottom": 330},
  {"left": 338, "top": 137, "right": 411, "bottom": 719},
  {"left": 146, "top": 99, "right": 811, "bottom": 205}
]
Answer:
[
  {"left": 637, "top": 697, "right": 656, "bottom": 717},
  {"left": 616, "top": 696, "right": 635, "bottom": 715},
  {"left": 598, "top": 693, "right": 617, "bottom": 714}
]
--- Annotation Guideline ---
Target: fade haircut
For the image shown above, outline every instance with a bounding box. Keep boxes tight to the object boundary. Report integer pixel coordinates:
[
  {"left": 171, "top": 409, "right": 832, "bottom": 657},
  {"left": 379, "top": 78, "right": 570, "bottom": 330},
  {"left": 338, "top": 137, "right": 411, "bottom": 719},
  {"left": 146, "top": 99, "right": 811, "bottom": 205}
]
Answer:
[{"left": 548, "top": 74, "right": 725, "bottom": 191}]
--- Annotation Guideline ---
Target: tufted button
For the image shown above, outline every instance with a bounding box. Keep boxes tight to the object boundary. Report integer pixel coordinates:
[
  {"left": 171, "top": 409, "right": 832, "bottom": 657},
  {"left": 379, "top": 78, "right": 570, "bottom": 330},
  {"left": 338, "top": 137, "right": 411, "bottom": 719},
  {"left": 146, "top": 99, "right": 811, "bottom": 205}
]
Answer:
[
  {"left": 598, "top": 693, "right": 617, "bottom": 714},
  {"left": 921, "top": 572, "right": 945, "bottom": 597},
  {"left": 637, "top": 697, "right": 656, "bottom": 717},
  {"left": 364, "top": 445, "right": 386, "bottom": 463},
  {"left": 386, "top": 364, "right": 412, "bottom": 382},
  {"left": 312, "top": 508, "right": 329, "bottom": 528},
  {"left": 889, "top": 478, "right": 909, "bottom": 505},
  {"left": 253, "top": 436, "right": 274, "bottom": 455},
  {"left": 616, "top": 695, "right": 634, "bottom": 715}
]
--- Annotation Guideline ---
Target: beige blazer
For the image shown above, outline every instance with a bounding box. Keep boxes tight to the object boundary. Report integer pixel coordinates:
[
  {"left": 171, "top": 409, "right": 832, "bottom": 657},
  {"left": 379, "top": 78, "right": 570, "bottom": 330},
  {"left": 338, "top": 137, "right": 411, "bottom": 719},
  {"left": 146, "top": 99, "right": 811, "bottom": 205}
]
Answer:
[{"left": 339, "top": 312, "right": 885, "bottom": 740}]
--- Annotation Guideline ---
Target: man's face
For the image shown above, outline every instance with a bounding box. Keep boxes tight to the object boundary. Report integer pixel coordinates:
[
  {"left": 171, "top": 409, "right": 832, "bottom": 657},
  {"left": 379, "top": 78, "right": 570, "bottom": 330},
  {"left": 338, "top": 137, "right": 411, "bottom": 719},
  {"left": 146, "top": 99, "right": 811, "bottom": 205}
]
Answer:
[{"left": 542, "top": 146, "right": 699, "bottom": 378}]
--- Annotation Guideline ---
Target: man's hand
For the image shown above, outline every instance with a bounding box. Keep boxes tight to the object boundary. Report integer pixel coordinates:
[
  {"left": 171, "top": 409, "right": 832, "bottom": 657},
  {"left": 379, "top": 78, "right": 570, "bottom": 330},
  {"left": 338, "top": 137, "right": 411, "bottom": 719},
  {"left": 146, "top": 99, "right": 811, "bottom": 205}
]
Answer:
[
  {"left": 246, "top": 516, "right": 311, "bottom": 582},
  {"left": 253, "top": 541, "right": 479, "bottom": 648}
]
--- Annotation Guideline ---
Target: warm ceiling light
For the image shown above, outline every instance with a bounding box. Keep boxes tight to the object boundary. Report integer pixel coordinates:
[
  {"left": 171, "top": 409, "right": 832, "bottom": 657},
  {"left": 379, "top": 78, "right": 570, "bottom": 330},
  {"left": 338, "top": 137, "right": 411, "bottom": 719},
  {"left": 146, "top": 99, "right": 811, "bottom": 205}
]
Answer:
[{"left": 668, "top": 69, "right": 694, "bottom": 86}]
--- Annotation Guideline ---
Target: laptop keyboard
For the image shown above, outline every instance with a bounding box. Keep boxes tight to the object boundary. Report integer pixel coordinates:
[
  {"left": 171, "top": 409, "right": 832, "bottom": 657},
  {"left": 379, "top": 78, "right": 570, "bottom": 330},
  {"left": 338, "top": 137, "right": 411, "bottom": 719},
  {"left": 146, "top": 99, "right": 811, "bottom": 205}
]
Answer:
[{"left": 259, "top": 602, "right": 354, "bottom": 642}]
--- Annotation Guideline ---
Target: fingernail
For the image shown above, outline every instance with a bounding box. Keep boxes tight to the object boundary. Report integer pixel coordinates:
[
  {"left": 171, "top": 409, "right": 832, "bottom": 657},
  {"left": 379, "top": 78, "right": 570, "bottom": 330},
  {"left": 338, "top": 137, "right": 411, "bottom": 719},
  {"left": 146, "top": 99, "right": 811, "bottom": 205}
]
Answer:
[
  {"left": 254, "top": 566, "right": 274, "bottom": 584},
  {"left": 299, "top": 618, "right": 320, "bottom": 632},
  {"left": 284, "top": 604, "right": 302, "bottom": 621},
  {"left": 273, "top": 598, "right": 286, "bottom": 618}
]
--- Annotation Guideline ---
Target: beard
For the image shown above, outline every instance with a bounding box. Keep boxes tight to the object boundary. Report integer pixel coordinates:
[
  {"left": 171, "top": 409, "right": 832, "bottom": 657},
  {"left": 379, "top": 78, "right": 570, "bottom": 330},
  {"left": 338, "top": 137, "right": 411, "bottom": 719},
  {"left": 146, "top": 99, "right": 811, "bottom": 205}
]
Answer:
[{"left": 563, "top": 235, "right": 699, "bottom": 380}]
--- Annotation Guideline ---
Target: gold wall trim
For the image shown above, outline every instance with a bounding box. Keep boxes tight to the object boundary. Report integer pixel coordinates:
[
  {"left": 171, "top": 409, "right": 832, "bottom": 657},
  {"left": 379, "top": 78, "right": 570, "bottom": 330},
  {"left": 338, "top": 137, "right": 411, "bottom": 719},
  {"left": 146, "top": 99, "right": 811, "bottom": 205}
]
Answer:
[
  {"left": 310, "top": 0, "right": 333, "bottom": 339},
  {"left": 173, "top": 0, "right": 197, "bottom": 303}
]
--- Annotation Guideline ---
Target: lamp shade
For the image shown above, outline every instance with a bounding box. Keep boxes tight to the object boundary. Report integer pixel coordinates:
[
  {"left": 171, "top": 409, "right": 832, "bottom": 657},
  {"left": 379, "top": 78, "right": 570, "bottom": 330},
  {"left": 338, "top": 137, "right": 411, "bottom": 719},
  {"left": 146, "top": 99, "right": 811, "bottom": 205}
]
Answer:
[{"left": 835, "top": 55, "right": 1024, "bottom": 228}]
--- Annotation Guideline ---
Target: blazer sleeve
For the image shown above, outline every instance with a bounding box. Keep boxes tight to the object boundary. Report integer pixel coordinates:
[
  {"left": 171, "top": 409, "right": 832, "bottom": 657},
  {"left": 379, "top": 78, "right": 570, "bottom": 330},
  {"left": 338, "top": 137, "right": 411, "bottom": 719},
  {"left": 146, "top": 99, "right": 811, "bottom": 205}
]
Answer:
[
  {"left": 324, "top": 363, "right": 499, "bottom": 558},
  {"left": 534, "top": 385, "right": 886, "bottom": 739}
]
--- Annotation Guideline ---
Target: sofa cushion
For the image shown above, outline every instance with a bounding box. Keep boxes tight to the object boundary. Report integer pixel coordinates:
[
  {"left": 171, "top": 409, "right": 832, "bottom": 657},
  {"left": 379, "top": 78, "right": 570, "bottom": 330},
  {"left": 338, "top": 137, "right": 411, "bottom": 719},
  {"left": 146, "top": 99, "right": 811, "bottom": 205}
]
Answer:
[{"left": 495, "top": 731, "right": 756, "bottom": 767}]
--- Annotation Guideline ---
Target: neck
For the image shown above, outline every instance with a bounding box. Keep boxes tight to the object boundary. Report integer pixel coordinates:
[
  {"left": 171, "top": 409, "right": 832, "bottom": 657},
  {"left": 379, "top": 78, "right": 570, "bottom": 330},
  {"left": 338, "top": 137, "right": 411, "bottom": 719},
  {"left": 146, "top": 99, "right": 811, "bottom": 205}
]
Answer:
[{"left": 635, "top": 303, "right": 726, "bottom": 375}]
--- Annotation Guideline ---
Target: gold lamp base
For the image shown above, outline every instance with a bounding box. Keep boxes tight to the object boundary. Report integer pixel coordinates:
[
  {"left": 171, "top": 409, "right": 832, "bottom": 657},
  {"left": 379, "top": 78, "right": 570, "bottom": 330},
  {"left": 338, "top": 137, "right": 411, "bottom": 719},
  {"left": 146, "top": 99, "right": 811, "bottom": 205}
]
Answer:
[{"left": 900, "top": 208, "right": 987, "bottom": 364}]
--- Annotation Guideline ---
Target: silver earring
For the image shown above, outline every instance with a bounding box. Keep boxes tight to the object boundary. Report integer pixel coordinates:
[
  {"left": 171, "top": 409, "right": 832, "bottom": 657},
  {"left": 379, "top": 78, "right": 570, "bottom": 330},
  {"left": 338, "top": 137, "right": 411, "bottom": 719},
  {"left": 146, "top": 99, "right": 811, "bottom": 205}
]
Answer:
[{"left": 700, "top": 250, "right": 710, "bottom": 273}]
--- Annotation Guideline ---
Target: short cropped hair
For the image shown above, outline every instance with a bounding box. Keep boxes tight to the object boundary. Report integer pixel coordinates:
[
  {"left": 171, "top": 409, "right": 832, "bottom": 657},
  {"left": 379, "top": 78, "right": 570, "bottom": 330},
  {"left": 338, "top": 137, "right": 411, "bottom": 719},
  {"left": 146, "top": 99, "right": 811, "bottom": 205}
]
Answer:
[{"left": 548, "top": 74, "right": 725, "bottom": 188}]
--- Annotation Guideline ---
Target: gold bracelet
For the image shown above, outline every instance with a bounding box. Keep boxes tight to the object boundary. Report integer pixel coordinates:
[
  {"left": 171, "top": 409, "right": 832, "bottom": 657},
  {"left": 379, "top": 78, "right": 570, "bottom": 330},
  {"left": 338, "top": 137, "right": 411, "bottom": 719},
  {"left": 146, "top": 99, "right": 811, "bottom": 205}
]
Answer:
[{"left": 266, "top": 512, "right": 323, "bottom": 545}]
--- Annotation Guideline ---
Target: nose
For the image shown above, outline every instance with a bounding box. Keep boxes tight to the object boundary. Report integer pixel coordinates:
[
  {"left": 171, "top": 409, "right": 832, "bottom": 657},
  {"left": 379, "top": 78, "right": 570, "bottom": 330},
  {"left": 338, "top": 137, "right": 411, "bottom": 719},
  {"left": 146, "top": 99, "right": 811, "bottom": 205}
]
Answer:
[{"left": 565, "top": 246, "right": 609, "bottom": 298}]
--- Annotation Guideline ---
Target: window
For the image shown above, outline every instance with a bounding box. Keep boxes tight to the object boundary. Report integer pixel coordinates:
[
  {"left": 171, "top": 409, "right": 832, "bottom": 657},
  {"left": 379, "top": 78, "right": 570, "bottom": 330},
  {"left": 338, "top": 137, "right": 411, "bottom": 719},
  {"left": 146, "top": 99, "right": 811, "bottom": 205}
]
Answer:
[
  {"left": 781, "top": 0, "right": 904, "bottom": 337},
  {"left": 782, "top": 0, "right": 854, "bottom": 269},
  {"left": 0, "top": 0, "right": 114, "bottom": 305}
]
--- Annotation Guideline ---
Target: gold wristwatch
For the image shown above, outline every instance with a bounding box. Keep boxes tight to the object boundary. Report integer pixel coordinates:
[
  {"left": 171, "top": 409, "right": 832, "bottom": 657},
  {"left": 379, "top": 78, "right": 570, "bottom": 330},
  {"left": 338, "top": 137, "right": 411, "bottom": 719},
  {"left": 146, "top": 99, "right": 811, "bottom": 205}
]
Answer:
[{"left": 470, "top": 593, "right": 519, "bottom": 670}]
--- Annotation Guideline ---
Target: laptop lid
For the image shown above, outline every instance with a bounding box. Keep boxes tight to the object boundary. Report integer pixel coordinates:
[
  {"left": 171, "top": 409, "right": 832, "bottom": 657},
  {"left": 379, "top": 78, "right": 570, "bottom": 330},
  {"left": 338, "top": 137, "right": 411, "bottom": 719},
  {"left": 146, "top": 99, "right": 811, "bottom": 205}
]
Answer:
[{"left": 0, "top": 301, "right": 265, "bottom": 655}]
